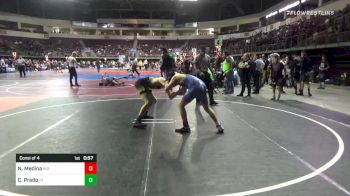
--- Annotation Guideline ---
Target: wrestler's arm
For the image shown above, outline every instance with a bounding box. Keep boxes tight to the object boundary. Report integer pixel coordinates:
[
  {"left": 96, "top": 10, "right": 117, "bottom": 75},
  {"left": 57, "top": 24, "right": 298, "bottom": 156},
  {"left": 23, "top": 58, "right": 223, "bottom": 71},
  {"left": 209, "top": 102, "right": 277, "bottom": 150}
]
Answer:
[
  {"left": 165, "top": 76, "right": 179, "bottom": 99},
  {"left": 153, "top": 78, "right": 166, "bottom": 89},
  {"left": 169, "top": 83, "right": 186, "bottom": 98},
  {"left": 174, "top": 86, "right": 186, "bottom": 95}
]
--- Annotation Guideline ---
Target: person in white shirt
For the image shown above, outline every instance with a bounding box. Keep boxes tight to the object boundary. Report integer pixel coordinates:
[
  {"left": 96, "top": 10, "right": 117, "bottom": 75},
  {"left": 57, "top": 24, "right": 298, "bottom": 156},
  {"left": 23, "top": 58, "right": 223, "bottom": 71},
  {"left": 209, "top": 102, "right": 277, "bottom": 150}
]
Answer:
[
  {"left": 253, "top": 54, "right": 265, "bottom": 94},
  {"left": 143, "top": 59, "right": 148, "bottom": 70},
  {"left": 0, "top": 58, "right": 5, "bottom": 67},
  {"left": 131, "top": 58, "right": 140, "bottom": 76},
  {"left": 67, "top": 52, "right": 80, "bottom": 87},
  {"left": 0, "top": 58, "right": 5, "bottom": 73},
  {"left": 16, "top": 56, "right": 26, "bottom": 78},
  {"left": 318, "top": 54, "right": 330, "bottom": 89}
]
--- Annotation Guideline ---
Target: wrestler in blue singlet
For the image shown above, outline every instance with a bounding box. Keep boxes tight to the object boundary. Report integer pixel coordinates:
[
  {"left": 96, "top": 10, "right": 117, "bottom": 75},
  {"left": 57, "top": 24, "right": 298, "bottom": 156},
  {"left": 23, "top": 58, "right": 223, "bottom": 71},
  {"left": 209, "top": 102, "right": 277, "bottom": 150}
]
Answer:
[{"left": 181, "top": 74, "right": 208, "bottom": 105}]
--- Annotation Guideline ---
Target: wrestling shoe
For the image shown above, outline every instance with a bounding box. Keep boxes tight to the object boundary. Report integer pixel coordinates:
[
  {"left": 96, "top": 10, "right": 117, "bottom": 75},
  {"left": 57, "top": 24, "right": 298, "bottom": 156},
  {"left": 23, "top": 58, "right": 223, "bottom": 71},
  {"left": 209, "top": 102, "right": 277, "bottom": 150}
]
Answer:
[
  {"left": 133, "top": 122, "right": 147, "bottom": 129},
  {"left": 308, "top": 89, "right": 312, "bottom": 97},
  {"left": 216, "top": 124, "right": 224, "bottom": 134},
  {"left": 142, "top": 115, "right": 154, "bottom": 119},
  {"left": 210, "top": 101, "right": 218, "bottom": 106},
  {"left": 175, "top": 127, "right": 191, "bottom": 134}
]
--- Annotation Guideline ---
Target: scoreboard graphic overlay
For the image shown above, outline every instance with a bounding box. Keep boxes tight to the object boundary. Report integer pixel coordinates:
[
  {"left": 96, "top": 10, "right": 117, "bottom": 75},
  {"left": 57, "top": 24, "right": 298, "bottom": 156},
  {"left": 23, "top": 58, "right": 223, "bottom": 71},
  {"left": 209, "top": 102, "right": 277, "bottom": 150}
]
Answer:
[{"left": 16, "top": 154, "right": 97, "bottom": 186}]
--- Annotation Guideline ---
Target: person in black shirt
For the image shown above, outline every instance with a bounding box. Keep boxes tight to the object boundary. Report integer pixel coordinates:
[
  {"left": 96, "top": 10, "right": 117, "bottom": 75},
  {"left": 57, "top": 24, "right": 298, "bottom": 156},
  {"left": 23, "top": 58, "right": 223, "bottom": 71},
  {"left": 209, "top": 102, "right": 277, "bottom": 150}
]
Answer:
[
  {"left": 182, "top": 58, "right": 192, "bottom": 74},
  {"left": 194, "top": 47, "right": 217, "bottom": 105},
  {"left": 298, "top": 51, "right": 312, "bottom": 96},
  {"left": 237, "top": 53, "right": 255, "bottom": 97},
  {"left": 292, "top": 54, "right": 302, "bottom": 95},
  {"left": 215, "top": 55, "right": 224, "bottom": 71},
  {"left": 96, "top": 59, "right": 101, "bottom": 73},
  {"left": 160, "top": 48, "right": 176, "bottom": 80}
]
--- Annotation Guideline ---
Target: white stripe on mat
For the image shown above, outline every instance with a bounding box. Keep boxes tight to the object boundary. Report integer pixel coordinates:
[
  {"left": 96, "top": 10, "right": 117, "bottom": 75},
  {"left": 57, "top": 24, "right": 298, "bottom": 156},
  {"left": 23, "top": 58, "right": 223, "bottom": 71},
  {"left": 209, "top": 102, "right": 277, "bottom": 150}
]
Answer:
[
  {"left": 0, "top": 112, "right": 77, "bottom": 160},
  {"left": 0, "top": 190, "right": 28, "bottom": 196}
]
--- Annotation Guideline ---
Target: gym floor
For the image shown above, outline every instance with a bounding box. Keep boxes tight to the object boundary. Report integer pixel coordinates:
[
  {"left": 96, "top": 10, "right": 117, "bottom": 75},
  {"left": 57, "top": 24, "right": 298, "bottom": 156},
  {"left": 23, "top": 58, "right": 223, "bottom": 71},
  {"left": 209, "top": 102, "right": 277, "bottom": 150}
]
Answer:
[{"left": 0, "top": 70, "right": 349, "bottom": 196}]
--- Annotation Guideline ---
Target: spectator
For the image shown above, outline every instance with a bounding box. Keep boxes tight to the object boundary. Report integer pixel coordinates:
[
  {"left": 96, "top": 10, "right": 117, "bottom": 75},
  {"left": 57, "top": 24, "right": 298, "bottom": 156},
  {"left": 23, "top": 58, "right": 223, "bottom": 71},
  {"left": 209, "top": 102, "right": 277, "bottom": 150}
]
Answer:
[
  {"left": 131, "top": 58, "right": 140, "bottom": 77},
  {"left": 253, "top": 54, "right": 265, "bottom": 94},
  {"left": 96, "top": 59, "right": 102, "bottom": 73},
  {"left": 144, "top": 59, "right": 148, "bottom": 70},
  {"left": 298, "top": 51, "right": 312, "bottom": 96},
  {"left": 0, "top": 58, "right": 5, "bottom": 67},
  {"left": 285, "top": 55, "right": 296, "bottom": 89},
  {"left": 16, "top": 55, "right": 26, "bottom": 78},
  {"left": 237, "top": 53, "right": 254, "bottom": 97},
  {"left": 181, "top": 58, "right": 192, "bottom": 74},
  {"left": 160, "top": 48, "right": 176, "bottom": 80},
  {"left": 262, "top": 54, "right": 270, "bottom": 85},
  {"left": 223, "top": 5, "right": 350, "bottom": 54},
  {"left": 270, "top": 53, "right": 286, "bottom": 101},
  {"left": 222, "top": 51, "right": 234, "bottom": 94},
  {"left": 317, "top": 54, "right": 330, "bottom": 89},
  {"left": 194, "top": 47, "right": 218, "bottom": 105}
]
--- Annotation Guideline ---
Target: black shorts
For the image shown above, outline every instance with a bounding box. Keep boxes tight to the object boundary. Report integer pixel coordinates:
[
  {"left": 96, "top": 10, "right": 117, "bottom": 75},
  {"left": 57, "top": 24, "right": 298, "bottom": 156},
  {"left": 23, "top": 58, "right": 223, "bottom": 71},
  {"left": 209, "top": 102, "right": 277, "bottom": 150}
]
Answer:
[
  {"left": 293, "top": 72, "right": 300, "bottom": 81},
  {"left": 271, "top": 77, "right": 286, "bottom": 87},
  {"left": 300, "top": 72, "right": 311, "bottom": 82},
  {"left": 135, "top": 78, "right": 152, "bottom": 95}
]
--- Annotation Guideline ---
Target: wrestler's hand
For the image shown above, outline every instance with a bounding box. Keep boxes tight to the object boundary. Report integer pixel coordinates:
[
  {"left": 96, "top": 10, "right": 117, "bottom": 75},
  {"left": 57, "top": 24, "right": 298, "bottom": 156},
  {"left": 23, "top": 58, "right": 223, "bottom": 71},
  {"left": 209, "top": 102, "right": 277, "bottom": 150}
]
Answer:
[
  {"left": 169, "top": 92, "right": 177, "bottom": 100},
  {"left": 177, "top": 87, "right": 187, "bottom": 95},
  {"left": 166, "top": 88, "right": 172, "bottom": 99}
]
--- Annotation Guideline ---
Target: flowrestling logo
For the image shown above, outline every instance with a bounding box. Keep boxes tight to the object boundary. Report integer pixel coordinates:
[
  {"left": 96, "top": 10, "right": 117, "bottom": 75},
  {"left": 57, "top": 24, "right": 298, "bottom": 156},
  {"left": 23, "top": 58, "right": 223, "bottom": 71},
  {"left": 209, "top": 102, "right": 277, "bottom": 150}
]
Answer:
[{"left": 286, "top": 10, "right": 335, "bottom": 16}]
